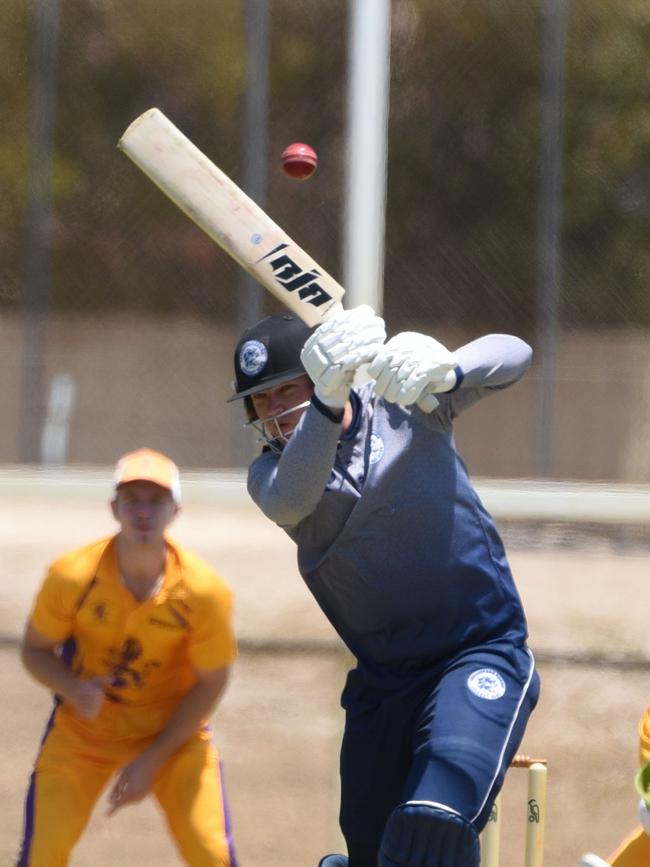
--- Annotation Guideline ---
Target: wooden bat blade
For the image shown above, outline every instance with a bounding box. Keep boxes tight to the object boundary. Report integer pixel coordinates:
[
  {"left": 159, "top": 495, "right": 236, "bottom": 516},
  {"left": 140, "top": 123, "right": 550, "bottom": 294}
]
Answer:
[{"left": 118, "top": 108, "right": 344, "bottom": 325}]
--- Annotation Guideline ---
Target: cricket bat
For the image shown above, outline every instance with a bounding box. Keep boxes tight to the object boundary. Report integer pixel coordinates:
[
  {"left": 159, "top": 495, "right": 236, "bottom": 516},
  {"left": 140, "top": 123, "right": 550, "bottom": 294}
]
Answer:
[{"left": 118, "top": 108, "right": 344, "bottom": 326}]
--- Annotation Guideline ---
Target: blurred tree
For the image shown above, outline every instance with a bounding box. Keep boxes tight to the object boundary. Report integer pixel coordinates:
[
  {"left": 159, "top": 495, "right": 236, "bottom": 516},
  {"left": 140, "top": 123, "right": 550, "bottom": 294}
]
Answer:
[
  {"left": 562, "top": 0, "right": 650, "bottom": 326},
  {"left": 385, "top": 0, "right": 650, "bottom": 332},
  {"left": 386, "top": 1, "right": 542, "bottom": 333},
  {"left": 0, "top": 1, "right": 32, "bottom": 308},
  {"left": 1, "top": 0, "right": 649, "bottom": 331},
  {"left": 51, "top": 0, "right": 246, "bottom": 316}
]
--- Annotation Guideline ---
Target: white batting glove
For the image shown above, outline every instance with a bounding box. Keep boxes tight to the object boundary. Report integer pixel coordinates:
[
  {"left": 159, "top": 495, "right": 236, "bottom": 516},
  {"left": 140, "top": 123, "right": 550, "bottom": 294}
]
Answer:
[
  {"left": 367, "top": 331, "right": 458, "bottom": 413},
  {"left": 301, "top": 305, "right": 386, "bottom": 408}
]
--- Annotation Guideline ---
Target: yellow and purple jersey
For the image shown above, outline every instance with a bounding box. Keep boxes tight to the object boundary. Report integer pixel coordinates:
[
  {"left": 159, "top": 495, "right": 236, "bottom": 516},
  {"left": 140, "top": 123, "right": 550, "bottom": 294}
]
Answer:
[
  {"left": 640, "top": 705, "right": 650, "bottom": 766},
  {"left": 28, "top": 534, "right": 237, "bottom": 741}
]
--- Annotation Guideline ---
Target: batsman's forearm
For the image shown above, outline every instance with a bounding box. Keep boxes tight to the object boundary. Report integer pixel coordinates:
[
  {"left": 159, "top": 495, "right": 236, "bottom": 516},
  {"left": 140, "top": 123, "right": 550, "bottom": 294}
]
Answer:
[
  {"left": 454, "top": 334, "right": 532, "bottom": 388},
  {"left": 21, "top": 645, "right": 80, "bottom": 698},
  {"left": 248, "top": 402, "right": 342, "bottom": 527}
]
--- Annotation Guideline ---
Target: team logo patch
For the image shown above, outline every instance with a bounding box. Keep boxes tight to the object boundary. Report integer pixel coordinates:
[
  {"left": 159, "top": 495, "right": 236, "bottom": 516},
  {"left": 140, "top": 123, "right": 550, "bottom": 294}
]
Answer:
[
  {"left": 239, "top": 339, "right": 268, "bottom": 376},
  {"left": 369, "top": 432, "right": 385, "bottom": 464},
  {"left": 93, "top": 602, "right": 108, "bottom": 623},
  {"left": 467, "top": 668, "right": 506, "bottom": 700}
]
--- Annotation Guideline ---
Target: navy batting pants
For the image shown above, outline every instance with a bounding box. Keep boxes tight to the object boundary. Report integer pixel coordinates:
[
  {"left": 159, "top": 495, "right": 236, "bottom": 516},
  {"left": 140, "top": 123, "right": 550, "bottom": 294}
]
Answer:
[{"left": 337, "top": 642, "right": 540, "bottom": 867}]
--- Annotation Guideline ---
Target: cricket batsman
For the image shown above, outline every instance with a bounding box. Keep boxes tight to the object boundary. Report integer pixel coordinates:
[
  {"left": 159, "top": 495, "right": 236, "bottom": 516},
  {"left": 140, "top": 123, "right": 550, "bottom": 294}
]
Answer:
[
  {"left": 228, "top": 306, "right": 541, "bottom": 867},
  {"left": 17, "top": 448, "right": 238, "bottom": 867}
]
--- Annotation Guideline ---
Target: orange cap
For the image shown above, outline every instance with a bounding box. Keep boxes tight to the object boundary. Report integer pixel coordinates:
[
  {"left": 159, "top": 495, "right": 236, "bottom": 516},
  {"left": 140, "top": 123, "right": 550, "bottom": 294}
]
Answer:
[{"left": 113, "top": 448, "right": 181, "bottom": 503}]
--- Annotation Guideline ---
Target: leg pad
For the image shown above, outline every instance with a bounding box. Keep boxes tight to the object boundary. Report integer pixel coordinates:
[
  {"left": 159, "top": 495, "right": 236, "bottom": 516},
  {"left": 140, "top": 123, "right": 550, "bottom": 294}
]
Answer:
[{"left": 378, "top": 802, "right": 479, "bottom": 867}]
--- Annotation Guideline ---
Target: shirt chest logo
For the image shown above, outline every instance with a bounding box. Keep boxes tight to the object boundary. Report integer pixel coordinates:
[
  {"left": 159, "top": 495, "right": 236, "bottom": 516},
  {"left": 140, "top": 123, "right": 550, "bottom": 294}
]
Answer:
[
  {"left": 93, "top": 601, "right": 109, "bottom": 623},
  {"left": 81, "top": 596, "right": 113, "bottom": 626},
  {"left": 467, "top": 668, "right": 506, "bottom": 700},
  {"left": 369, "top": 433, "right": 385, "bottom": 465}
]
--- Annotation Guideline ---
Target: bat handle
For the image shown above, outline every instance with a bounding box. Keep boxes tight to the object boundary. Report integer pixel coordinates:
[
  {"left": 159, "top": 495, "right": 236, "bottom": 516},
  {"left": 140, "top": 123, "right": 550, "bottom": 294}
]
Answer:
[{"left": 321, "top": 300, "right": 345, "bottom": 321}]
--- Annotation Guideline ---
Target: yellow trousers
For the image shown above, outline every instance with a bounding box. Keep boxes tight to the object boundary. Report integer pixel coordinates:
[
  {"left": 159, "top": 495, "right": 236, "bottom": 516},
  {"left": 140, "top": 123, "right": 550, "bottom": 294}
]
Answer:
[
  {"left": 607, "top": 706, "right": 650, "bottom": 867},
  {"left": 17, "top": 710, "right": 237, "bottom": 867},
  {"left": 609, "top": 827, "right": 650, "bottom": 867}
]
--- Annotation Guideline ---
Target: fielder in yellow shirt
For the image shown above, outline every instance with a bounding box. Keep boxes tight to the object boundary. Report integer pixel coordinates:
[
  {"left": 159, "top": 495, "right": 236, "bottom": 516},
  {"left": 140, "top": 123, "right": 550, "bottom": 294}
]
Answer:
[
  {"left": 579, "top": 705, "right": 650, "bottom": 867},
  {"left": 17, "top": 448, "right": 238, "bottom": 867}
]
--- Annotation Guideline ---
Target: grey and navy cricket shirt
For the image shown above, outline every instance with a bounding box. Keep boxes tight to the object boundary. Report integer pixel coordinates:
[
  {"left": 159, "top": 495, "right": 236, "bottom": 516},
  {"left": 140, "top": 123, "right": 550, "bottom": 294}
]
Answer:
[{"left": 247, "top": 334, "right": 532, "bottom": 678}]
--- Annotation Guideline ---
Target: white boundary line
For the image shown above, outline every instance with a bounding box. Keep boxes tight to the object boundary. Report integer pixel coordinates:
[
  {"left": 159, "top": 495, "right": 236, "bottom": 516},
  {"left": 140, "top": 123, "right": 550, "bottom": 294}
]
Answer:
[{"left": 1, "top": 466, "right": 650, "bottom": 522}]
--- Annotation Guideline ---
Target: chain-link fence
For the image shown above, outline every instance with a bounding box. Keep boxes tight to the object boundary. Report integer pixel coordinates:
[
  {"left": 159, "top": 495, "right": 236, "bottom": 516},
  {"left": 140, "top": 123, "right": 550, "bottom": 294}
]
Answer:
[{"left": 2, "top": 0, "right": 650, "bottom": 478}]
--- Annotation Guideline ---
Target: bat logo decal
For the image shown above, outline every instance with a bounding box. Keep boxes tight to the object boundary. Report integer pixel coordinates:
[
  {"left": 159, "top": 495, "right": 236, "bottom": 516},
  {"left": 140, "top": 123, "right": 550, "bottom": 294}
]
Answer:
[
  {"left": 119, "top": 109, "right": 346, "bottom": 324},
  {"left": 256, "top": 243, "right": 334, "bottom": 308}
]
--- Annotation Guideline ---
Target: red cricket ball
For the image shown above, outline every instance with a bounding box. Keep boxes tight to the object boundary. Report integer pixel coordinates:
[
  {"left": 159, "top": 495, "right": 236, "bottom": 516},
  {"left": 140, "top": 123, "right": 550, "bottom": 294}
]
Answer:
[{"left": 281, "top": 142, "right": 318, "bottom": 180}]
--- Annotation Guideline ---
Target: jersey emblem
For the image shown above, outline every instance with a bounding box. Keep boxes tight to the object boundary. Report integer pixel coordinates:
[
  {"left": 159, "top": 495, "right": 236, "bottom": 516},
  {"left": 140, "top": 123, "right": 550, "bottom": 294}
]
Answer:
[
  {"left": 239, "top": 339, "right": 268, "bottom": 376},
  {"left": 467, "top": 668, "right": 506, "bottom": 700},
  {"left": 93, "top": 601, "right": 108, "bottom": 623},
  {"left": 369, "top": 432, "right": 385, "bottom": 465}
]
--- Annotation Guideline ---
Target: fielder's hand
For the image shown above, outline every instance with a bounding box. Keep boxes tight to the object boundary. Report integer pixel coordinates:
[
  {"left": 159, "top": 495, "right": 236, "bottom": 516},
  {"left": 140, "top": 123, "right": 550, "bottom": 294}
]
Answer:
[
  {"left": 67, "top": 675, "right": 112, "bottom": 719},
  {"left": 301, "top": 305, "right": 386, "bottom": 408},
  {"left": 367, "top": 331, "right": 458, "bottom": 412},
  {"left": 107, "top": 753, "right": 158, "bottom": 816}
]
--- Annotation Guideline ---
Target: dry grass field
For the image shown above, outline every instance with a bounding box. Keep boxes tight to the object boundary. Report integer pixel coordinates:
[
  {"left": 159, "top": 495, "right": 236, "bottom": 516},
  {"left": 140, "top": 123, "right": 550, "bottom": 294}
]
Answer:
[{"left": 1, "top": 477, "right": 649, "bottom": 867}]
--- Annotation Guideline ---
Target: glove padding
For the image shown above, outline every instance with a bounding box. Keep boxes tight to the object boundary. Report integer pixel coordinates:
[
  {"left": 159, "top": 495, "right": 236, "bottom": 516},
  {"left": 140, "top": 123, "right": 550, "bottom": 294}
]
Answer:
[
  {"left": 300, "top": 305, "right": 386, "bottom": 408},
  {"left": 367, "top": 331, "right": 458, "bottom": 412}
]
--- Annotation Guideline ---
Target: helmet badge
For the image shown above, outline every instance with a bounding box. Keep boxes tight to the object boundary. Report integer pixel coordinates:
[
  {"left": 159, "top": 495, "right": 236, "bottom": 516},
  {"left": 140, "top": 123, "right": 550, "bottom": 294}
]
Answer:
[{"left": 239, "top": 340, "right": 268, "bottom": 377}]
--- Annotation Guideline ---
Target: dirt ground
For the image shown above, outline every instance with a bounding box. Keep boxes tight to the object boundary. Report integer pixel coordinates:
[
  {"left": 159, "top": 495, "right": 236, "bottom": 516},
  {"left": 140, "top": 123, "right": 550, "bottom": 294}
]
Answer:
[{"left": 1, "top": 482, "right": 649, "bottom": 867}]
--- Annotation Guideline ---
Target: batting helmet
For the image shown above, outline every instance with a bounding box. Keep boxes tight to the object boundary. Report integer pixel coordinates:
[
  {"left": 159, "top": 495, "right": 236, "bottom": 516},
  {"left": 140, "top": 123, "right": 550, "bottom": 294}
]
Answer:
[{"left": 228, "top": 314, "right": 314, "bottom": 402}]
